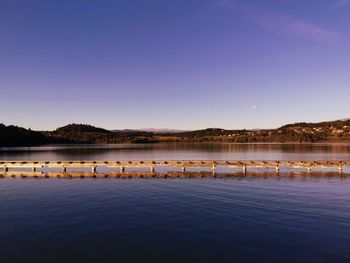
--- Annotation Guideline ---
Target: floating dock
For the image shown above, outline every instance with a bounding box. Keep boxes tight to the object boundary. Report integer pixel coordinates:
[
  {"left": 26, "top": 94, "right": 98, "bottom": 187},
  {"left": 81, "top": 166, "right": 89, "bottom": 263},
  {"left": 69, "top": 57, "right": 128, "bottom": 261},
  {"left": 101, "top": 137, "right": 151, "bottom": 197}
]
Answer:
[{"left": 0, "top": 160, "right": 348, "bottom": 175}]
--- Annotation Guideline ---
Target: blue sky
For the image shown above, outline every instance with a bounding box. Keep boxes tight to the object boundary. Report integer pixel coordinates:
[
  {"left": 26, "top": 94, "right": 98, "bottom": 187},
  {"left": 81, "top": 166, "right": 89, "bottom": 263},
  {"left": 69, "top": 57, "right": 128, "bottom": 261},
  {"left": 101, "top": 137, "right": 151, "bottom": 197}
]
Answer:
[{"left": 0, "top": 0, "right": 349, "bottom": 130}]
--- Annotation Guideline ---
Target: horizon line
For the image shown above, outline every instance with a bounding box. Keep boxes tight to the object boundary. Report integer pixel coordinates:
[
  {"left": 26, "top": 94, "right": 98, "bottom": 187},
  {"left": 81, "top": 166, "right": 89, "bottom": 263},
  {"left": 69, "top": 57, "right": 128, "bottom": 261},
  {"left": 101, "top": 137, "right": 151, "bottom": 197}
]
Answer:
[{"left": 2, "top": 117, "right": 349, "bottom": 132}]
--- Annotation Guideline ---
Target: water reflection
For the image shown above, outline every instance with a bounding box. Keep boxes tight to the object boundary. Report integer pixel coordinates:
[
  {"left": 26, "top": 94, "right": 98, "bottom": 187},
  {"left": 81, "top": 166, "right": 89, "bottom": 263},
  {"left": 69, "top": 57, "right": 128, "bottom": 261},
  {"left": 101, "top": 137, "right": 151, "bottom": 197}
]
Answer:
[
  {"left": 0, "top": 143, "right": 350, "bottom": 161},
  {"left": 1, "top": 171, "right": 349, "bottom": 179}
]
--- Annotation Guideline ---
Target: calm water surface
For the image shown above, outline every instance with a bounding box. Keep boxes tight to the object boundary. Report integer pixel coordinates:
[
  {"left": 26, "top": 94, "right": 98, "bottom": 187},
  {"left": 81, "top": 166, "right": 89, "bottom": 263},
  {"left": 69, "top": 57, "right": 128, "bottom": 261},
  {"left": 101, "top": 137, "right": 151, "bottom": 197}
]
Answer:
[
  {"left": 1, "top": 143, "right": 350, "bottom": 161},
  {"left": 0, "top": 144, "right": 350, "bottom": 262}
]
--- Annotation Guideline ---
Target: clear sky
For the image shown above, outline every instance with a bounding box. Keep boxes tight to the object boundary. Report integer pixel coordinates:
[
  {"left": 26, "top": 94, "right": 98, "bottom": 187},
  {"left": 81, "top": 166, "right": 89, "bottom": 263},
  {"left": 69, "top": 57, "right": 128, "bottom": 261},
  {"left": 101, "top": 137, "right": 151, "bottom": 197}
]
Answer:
[{"left": 0, "top": 0, "right": 349, "bottom": 130}]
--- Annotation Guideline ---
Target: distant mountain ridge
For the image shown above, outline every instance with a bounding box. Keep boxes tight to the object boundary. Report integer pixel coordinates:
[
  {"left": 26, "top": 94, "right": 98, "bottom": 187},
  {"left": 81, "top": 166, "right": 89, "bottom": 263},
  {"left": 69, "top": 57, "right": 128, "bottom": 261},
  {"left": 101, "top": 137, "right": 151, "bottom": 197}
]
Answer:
[{"left": 112, "top": 128, "right": 190, "bottom": 134}]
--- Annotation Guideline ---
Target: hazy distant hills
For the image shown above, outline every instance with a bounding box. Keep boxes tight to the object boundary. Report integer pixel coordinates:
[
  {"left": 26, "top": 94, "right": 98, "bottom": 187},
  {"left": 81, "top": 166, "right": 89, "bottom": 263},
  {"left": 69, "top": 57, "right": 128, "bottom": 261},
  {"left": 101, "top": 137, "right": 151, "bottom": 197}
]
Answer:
[
  {"left": 112, "top": 128, "right": 190, "bottom": 134},
  {"left": 1, "top": 119, "right": 350, "bottom": 147}
]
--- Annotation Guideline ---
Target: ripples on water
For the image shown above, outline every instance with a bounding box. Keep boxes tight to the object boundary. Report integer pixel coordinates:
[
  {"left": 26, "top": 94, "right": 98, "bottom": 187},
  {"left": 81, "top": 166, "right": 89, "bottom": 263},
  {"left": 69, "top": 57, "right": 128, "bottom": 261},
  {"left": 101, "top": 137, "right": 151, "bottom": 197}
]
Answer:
[{"left": 0, "top": 176, "right": 350, "bottom": 262}]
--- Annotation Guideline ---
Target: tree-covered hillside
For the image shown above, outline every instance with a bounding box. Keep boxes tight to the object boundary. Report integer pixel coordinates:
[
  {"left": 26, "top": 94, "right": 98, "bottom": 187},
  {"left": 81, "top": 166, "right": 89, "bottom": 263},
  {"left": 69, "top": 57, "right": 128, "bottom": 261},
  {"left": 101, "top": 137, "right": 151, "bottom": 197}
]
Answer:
[
  {"left": 50, "top": 124, "right": 155, "bottom": 144},
  {"left": 0, "top": 124, "right": 51, "bottom": 146},
  {"left": 56, "top": 124, "right": 111, "bottom": 134}
]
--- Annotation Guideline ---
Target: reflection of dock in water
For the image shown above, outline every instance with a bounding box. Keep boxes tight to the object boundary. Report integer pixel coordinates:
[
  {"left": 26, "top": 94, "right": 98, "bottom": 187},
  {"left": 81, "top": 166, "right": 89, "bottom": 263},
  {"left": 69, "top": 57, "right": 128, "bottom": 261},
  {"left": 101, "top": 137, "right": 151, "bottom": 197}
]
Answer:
[
  {"left": 0, "top": 160, "right": 349, "bottom": 178},
  {"left": 0, "top": 170, "right": 349, "bottom": 179}
]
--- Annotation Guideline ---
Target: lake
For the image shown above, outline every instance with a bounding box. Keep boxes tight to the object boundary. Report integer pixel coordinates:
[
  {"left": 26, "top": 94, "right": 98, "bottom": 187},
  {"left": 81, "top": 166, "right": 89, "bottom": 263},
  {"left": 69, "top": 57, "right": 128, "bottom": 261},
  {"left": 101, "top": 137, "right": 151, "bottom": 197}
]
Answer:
[{"left": 0, "top": 143, "right": 350, "bottom": 262}]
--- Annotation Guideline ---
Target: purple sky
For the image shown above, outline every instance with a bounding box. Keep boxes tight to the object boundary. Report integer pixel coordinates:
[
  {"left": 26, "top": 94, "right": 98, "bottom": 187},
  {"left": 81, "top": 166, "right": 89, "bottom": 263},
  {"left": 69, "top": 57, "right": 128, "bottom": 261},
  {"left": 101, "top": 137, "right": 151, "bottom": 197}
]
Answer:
[{"left": 0, "top": 0, "right": 349, "bottom": 130}]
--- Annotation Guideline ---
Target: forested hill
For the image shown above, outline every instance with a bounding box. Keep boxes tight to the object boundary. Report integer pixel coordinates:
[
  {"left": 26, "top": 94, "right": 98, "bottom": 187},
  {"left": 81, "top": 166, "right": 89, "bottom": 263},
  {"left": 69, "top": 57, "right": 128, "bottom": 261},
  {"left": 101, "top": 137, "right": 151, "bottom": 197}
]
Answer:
[
  {"left": 55, "top": 124, "right": 111, "bottom": 133},
  {"left": 0, "top": 124, "right": 52, "bottom": 147},
  {"left": 177, "top": 120, "right": 350, "bottom": 142},
  {"left": 279, "top": 120, "right": 350, "bottom": 129},
  {"left": 1, "top": 119, "right": 350, "bottom": 146},
  {"left": 49, "top": 124, "right": 154, "bottom": 144}
]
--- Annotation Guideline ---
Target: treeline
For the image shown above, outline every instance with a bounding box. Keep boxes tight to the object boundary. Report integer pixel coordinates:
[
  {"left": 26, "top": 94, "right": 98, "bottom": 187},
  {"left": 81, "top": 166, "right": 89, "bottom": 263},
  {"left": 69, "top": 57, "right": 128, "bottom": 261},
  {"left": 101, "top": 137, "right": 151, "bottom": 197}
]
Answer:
[
  {"left": 0, "top": 123, "right": 159, "bottom": 146},
  {"left": 175, "top": 129, "right": 329, "bottom": 143},
  {"left": 1, "top": 120, "right": 350, "bottom": 147}
]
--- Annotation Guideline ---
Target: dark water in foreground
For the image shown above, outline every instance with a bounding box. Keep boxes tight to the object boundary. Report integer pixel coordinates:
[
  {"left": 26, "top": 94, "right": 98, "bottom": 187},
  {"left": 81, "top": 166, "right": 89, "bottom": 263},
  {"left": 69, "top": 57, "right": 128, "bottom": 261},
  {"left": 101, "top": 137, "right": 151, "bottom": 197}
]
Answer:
[
  {"left": 1, "top": 176, "right": 350, "bottom": 262},
  {"left": 1, "top": 144, "right": 350, "bottom": 262}
]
